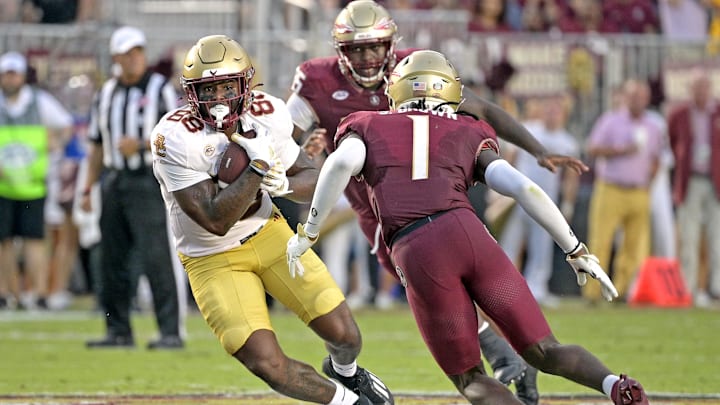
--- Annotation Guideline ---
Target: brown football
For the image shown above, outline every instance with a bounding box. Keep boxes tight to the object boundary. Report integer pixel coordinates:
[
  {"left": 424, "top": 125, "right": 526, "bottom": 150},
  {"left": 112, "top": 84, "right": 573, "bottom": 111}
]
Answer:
[{"left": 217, "top": 141, "right": 250, "bottom": 188}]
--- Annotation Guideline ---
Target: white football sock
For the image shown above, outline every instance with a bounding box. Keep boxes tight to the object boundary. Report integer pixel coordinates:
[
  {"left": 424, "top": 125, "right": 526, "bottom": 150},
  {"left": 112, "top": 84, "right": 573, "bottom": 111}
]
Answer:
[
  {"left": 331, "top": 356, "right": 358, "bottom": 378},
  {"left": 328, "top": 379, "right": 359, "bottom": 405},
  {"left": 602, "top": 374, "right": 620, "bottom": 397}
]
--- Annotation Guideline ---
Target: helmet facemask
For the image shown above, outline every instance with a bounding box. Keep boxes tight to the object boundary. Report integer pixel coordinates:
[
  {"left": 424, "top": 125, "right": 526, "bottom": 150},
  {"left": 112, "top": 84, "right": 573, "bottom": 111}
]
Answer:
[
  {"left": 336, "top": 38, "right": 396, "bottom": 88},
  {"left": 181, "top": 35, "right": 256, "bottom": 131},
  {"left": 332, "top": 0, "right": 398, "bottom": 88},
  {"left": 184, "top": 73, "right": 252, "bottom": 130}
]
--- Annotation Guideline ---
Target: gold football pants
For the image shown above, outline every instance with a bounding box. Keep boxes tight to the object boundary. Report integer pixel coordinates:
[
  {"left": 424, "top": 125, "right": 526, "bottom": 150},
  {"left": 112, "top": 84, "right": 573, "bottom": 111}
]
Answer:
[{"left": 180, "top": 209, "right": 344, "bottom": 354}]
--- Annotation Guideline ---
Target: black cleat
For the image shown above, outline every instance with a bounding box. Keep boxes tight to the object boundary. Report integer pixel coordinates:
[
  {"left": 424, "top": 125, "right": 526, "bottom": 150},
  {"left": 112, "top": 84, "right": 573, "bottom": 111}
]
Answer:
[
  {"left": 478, "top": 327, "right": 527, "bottom": 385},
  {"left": 322, "top": 356, "right": 394, "bottom": 405},
  {"left": 86, "top": 335, "right": 135, "bottom": 348},
  {"left": 354, "top": 393, "right": 373, "bottom": 405},
  {"left": 515, "top": 365, "right": 539, "bottom": 405},
  {"left": 492, "top": 358, "right": 527, "bottom": 386}
]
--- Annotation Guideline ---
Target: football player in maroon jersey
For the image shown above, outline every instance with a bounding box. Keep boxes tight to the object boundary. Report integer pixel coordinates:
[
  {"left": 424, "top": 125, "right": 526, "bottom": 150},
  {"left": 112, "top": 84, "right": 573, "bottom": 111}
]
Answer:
[
  {"left": 287, "top": 49, "right": 650, "bottom": 405},
  {"left": 285, "top": 1, "right": 587, "bottom": 403}
]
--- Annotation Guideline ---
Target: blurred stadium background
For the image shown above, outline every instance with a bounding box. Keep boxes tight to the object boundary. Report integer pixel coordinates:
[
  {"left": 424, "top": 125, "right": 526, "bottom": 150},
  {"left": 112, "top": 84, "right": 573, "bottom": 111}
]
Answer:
[
  {"left": 0, "top": 0, "right": 714, "bottom": 133},
  {"left": 2, "top": 2, "right": 715, "bottom": 254},
  {"left": 2, "top": 0, "right": 720, "bottom": 403}
]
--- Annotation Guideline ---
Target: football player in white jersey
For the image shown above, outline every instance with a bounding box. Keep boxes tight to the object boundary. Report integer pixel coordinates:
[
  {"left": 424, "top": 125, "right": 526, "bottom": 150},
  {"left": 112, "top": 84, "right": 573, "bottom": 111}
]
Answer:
[{"left": 150, "top": 35, "right": 393, "bottom": 405}]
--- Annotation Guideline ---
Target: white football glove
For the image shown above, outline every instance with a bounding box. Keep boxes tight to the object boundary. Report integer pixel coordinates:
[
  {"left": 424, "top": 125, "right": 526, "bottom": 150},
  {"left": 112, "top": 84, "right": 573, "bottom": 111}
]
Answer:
[
  {"left": 565, "top": 243, "right": 619, "bottom": 301},
  {"left": 286, "top": 223, "right": 318, "bottom": 279},
  {"left": 261, "top": 157, "right": 292, "bottom": 197},
  {"left": 231, "top": 132, "right": 275, "bottom": 166}
]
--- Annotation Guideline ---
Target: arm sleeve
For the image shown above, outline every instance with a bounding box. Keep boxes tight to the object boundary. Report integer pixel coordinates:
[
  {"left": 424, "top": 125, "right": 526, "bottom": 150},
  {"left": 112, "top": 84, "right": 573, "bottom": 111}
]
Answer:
[
  {"left": 286, "top": 92, "right": 317, "bottom": 132},
  {"left": 484, "top": 159, "right": 580, "bottom": 253},
  {"left": 272, "top": 103, "right": 302, "bottom": 169},
  {"left": 304, "top": 137, "right": 366, "bottom": 236}
]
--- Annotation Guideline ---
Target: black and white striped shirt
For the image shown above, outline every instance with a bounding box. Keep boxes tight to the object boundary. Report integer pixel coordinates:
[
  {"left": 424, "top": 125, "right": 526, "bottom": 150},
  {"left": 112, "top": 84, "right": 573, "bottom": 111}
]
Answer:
[{"left": 89, "top": 71, "right": 178, "bottom": 171}]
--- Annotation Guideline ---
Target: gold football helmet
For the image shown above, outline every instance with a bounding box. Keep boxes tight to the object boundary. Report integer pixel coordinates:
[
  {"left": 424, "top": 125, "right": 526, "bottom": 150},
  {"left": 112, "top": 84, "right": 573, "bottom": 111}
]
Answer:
[
  {"left": 385, "top": 50, "right": 463, "bottom": 110},
  {"left": 182, "top": 35, "right": 255, "bottom": 130},
  {"left": 332, "top": 0, "right": 398, "bottom": 87}
]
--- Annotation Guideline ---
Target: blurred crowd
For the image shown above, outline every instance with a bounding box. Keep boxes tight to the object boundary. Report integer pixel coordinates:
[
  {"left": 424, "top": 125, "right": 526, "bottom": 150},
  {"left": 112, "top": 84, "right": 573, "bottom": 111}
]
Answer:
[
  {"left": 1, "top": 0, "right": 719, "bottom": 321},
  {"left": 1, "top": 0, "right": 719, "bottom": 38}
]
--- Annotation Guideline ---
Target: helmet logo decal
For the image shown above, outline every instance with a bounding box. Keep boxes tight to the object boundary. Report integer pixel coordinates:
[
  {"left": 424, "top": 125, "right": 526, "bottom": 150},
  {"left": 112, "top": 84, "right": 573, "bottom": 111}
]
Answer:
[
  {"left": 412, "top": 82, "right": 426, "bottom": 91},
  {"left": 334, "top": 23, "right": 354, "bottom": 34},
  {"left": 374, "top": 18, "right": 394, "bottom": 30},
  {"left": 433, "top": 82, "right": 444, "bottom": 90},
  {"left": 332, "top": 90, "right": 350, "bottom": 100}
]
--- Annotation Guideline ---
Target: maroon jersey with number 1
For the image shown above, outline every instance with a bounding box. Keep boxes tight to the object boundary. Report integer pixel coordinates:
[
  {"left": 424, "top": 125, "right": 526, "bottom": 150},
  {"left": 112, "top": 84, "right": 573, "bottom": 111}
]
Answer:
[
  {"left": 336, "top": 108, "right": 497, "bottom": 243},
  {"left": 336, "top": 108, "right": 553, "bottom": 375}
]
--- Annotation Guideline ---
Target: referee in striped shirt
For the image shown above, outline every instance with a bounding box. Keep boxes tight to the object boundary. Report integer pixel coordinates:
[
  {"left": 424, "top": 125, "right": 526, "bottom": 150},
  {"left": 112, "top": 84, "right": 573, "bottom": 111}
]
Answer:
[{"left": 81, "top": 26, "right": 184, "bottom": 349}]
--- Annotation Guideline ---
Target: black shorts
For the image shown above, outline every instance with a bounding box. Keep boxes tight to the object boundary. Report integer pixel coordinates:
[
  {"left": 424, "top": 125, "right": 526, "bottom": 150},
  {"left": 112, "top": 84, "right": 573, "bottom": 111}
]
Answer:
[{"left": 0, "top": 196, "right": 46, "bottom": 240}]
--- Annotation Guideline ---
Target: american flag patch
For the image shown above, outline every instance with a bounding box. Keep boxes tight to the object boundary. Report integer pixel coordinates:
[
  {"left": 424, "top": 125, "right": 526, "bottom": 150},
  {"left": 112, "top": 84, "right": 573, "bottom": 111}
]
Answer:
[{"left": 413, "top": 82, "right": 426, "bottom": 91}]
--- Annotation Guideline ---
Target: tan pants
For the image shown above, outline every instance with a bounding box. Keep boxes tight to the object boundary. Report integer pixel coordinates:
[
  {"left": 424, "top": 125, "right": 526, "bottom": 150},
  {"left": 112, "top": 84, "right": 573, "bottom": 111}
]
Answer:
[
  {"left": 676, "top": 176, "right": 720, "bottom": 297},
  {"left": 585, "top": 181, "right": 651, "bottom": 301}
]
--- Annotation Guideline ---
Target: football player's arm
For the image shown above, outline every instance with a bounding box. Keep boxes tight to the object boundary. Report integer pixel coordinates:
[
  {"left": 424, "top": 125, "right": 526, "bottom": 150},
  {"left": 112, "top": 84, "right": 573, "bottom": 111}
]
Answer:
[
  {"left": 172, "top": 171, "right": 266, "bottom": 237},
  {"left": 304, "top": 135, "right": 365, "bottom": 236},
  {"left": 283, "top": 150, "right": 321, "bottom": 203},
  {"left": 286, "top": 135, "right": 365, "bottom": 277},
  {"left": 293, "top": 124, "right": 327, "bottom": 161},
  {"left": 477, "top": 149, "right": 578, "bottom": 252},
  {"left": 461, "top": 88, "right": 588, "bottom": 174},
  {"left": 478, "top": 149, "right": 618, "bottom": 300},
  {"left": 287, "top": 91, "right": 327, "bottom": 159}
]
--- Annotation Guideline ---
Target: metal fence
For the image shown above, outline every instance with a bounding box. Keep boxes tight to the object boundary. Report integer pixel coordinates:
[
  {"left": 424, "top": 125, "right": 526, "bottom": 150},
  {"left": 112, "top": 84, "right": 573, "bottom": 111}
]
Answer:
[{"left": 1, "top": 1, "right": 716, "bottom": 137}]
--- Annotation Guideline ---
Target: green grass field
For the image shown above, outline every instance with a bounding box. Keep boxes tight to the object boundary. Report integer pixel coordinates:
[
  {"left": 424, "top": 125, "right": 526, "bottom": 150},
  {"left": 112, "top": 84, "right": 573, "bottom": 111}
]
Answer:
[{"left": 1, "top": 299, "right": 719, "bottom": 404}]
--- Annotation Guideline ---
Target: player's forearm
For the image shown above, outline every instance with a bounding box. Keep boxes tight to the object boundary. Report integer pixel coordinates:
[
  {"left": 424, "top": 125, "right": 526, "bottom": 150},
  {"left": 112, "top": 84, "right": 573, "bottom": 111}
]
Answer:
[
  {"left": 484, "top": 159, "right": 579, "bottom": 253},
  {"left": 304, "top": 149, "right": 360, "bottom": 237},
  {"left": 184, "top": 174, "right": 265, "bottom": 236},
  {"left": 285, "top": 167, "right": 321, "bottom": 203},
  {"left": 483, "top": 102, "right": 547, "bottom": 157},
  {"left": 461, "top": 91, "right": 547, "bottom": 158}
]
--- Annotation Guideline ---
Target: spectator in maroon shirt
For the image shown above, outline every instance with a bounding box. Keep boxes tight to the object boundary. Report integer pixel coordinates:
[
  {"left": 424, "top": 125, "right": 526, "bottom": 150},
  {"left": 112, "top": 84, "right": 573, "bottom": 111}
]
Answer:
[
  {"left": 468, "top": 0, "right": 513, "bottom": 32},
  {"left": 559, "top": 0, "right": 621, "bottom": 33},
  {"left": 603, "top": 0, "right": 660, "bottom": 33}
]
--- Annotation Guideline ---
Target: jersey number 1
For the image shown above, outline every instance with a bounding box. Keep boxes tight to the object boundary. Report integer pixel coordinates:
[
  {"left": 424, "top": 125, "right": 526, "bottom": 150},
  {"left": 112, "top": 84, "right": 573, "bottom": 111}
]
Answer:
[{"left": 408, "top": 115, "right": 429, "bottom": 180}]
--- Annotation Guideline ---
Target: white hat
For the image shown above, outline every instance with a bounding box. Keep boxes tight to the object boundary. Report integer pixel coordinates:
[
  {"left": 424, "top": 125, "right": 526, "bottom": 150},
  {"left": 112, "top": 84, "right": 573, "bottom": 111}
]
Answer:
[
  {"left": 0, "top": 51, "right": 27, "bottom": 74},
  {"left": 109, "top": 26, "right": 147, "bottom": 55}
]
